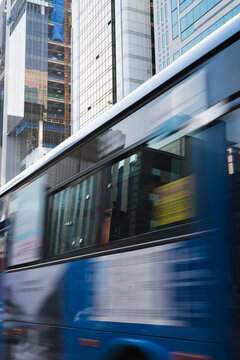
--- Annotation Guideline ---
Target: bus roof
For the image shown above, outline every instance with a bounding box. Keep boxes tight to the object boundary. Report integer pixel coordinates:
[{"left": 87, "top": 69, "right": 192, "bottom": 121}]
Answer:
[{"left": 1, "top": 14, "right": 239, "bottom": 196}]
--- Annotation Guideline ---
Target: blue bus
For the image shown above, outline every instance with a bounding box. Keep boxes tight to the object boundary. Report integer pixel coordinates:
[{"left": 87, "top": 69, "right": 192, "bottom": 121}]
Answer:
[{"left": 0, "top": 15, "right": 239, "bottom": 360}]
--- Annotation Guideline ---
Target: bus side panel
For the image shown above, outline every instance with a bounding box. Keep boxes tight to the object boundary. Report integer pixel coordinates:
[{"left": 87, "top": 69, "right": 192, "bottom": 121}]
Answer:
[
  {"left": 66, "top": 235, "right": 226, "bottom": 345},
  {"left": 2, "top": 321, "right": 225, "bottom": 360},
  {"left": 63, "top": 326, "right": 226, "bottom": 360},
  {"left": 2, "top": 233, "right": 227, "bottom": 358},
  {"left": 0, "top": 274, "right": 3, "bottom": 359},
  {"left": 2, "top": 321, "right": 66, "bottom": 360}
]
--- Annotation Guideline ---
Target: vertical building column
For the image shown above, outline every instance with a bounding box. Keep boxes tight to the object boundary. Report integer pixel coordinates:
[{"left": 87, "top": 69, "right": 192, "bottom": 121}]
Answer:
[
  {"left": 115, "top": 0, "right": 153, "bottom": 102},
  {"left": 71, "top": 0, "right": 80, "bottom": 134},
  {"left": 1, "top": 0, "right": 11, "bottom": 185}
]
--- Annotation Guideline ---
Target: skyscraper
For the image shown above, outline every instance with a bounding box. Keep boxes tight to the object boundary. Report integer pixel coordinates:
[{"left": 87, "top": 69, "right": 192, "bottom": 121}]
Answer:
[
  {"left": 153, "top": 0, "right": 240, "bottom": 72},
  {"left": 71, "top": 0, "right": 155, "bottom": 133},
  {"left": 1, "top": 0, "right": 71, "bottom": 184},
  {"left": 0, "top": 0, "right": 6, "bottom": 179}
]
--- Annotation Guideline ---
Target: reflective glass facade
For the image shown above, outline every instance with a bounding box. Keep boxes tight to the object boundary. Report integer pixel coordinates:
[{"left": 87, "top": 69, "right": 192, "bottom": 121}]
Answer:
[
  {"left": 1, "top": 0, "right": 71, "bottom": 184},
  {"left": 181, "top": 4, "right": 240, "bottom": 53},
  {"left": 153, "top": 0, "right": 240, "bottom": 71}
]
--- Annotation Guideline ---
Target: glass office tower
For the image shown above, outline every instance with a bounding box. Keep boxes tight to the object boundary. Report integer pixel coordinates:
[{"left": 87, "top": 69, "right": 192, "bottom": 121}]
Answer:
[
  {"left": 1, "top": 0, "right": 71, "bottom": 184},
  {"left": 153, "top": 0, "right": 240, "bottom": 72}
]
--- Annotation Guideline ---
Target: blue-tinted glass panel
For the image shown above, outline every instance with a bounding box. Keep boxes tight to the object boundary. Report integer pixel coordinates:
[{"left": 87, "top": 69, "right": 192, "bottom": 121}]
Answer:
[
  {"left": 165, "top": 4, "right": 168, "bottom": 18},
  {"left": 171, "top": 0, "right": 177, "bottom": 11},
  {"left": 180, "top": 0, "right": 194, "bottom": 12},
  {"left": 161, "top": 7, "right": 164, "bottom": 21},
  {"left": 173, "top": 50, "right": 180, "bottom": 60},
  {"left": 193, "top": 6, "right": 200, "bottom": 21},
  {"left": 181, "top": 24, "right": 194, "bottom": 40},
  {"left": 186, "top": 10, "right": 193, "bottom": 27},
  {"left": 181, "top": 4, "right": 240, "bottom": 54},
  {"left": 172, "top": 9, "right": 178, "bottom": 24},
  {"left": 181, "top": 0, "right": 223, "bottom": 39},
  {"left": 172, "top": 23, "right": 179, "bottom": 39},
  {"left": 181, "top": 16, "right": 187, "bottom": 31},
  {"left": 166, "top": 30, "right": 169, "bottom": 45}
]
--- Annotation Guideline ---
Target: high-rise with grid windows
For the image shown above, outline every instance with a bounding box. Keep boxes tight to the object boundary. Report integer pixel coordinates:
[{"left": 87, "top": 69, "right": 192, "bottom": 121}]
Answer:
[
  {"left": 72, "top": 0, "right": 155, "bottom": 133},
  {"left": 153, "top": 0, "right": 240, "bottom": 72},
  {"left": 1, "top": 0, "right": 71, "bottom": 184}
]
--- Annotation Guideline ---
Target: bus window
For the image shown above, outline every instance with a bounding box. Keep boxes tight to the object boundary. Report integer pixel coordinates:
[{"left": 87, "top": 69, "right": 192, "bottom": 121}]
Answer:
[
  {"left": 46, "top": 129, "right": 208, "bottom": 256},
  {"left": 48, "top": 172, "right": 104, "bottom": 255},
  {"left": 101, "top": 139, "right": 194, "bottom": 241},
  {"left": 0, "top": 177, "right": 47, "bottom": 268}
]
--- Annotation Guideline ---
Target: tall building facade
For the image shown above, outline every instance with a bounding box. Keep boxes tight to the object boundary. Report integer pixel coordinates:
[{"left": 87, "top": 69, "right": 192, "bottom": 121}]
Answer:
[
  {"left": 1, "top": 0, "right": 71, "bottom": 184},
  {"left": 0, "top": 0, "right": 7, "bottom": 181},
  {"left": 153, "top": 0, "right": 240, "bottom": 72},
  {"left": 72, "top": 0, "right": 155, "bottom": 133}
]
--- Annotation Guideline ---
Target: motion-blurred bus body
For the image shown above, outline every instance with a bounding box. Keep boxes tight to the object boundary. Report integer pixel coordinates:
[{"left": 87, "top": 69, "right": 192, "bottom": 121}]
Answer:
[{"left": 0, "top": 15, "right": 239, "bottom": 360}]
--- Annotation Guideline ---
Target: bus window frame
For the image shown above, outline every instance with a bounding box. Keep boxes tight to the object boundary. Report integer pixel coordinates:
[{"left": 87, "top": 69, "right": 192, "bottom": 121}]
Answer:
[{"left": 41, "top": 122, "right": 213, "bottom": 264}]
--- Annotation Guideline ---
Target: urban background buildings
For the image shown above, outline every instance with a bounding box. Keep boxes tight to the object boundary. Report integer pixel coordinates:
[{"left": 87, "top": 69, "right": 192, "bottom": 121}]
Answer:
[
  {"left": 0, "top": 0, "right": 239, "bottom": 185},
  {"left": 1, "top": 0, "right": 71, "bottom": 183},
  {"left": 153, "top": 0, "right": 240, "bottom": 71},
  {"left": 71, "top": 0, "right": 154, "bottom": 132}
]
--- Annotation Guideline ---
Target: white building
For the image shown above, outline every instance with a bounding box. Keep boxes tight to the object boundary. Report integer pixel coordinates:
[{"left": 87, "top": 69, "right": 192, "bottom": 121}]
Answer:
[
  {"left": 71, "top": 0, "right": 154, "bottom": 132},
  {"left": 153, "top": 0, "right": 240, "bottom": 72}
]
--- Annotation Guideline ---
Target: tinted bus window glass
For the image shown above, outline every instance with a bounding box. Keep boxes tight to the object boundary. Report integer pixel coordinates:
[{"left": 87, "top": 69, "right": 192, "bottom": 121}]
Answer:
[
  {"left": 46, "top": 130, "right": 207, "bottom": 256},
  {"left": 43, "top": 70, "right": 208, "bottom": 191},
  {"left": 0, "top": 176, "right": 47, "bottom": 266},
  {"left": 48, "top": 172, "right": 103, "bottom": 255}
]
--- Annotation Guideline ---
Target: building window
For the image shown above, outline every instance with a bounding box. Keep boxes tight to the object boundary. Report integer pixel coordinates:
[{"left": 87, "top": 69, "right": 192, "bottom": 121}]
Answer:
[
  {"left": 166, "top": 30, "right": 169, "bottom": 45},
  {"left": 165, "top": 4, "right": 168, "bottom": 18},
  {"left": 180, "top": 0, "right": 222, "bottom": 40},
  {"left": 181, "top": 25, "right": 194, "bottom": 40},
  {"left": 161, "top": 7, "right": 164, "bottom": 21},
  {"left": 171, "top": 0, "right": 177, "bottom": 11},
  {"left": 180, "top": 0, "right": 193, "bottom": 12},
  {"left": 172, "top": 9, "right": 178, "bottom": 24},
  {"left": 171, "top": 8, "right": 179, "bottom": 39},
  {"left": 181, "top": 4, "right": 240, "bottom": 54},
  {"left": 157, "top": 10, "right": 160, "bottom": 24},
  {"left": 167, "top": 58, "right": 170, "bottom": 65},
  {"left": 162, "top": 34, "right": 165, "bottom": 49},
  {"left": 172, "top": 24, "right": 179, "bottom": 39},
  {"left": 173, "top": 50, "right": 180, "bottom": 60}
]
